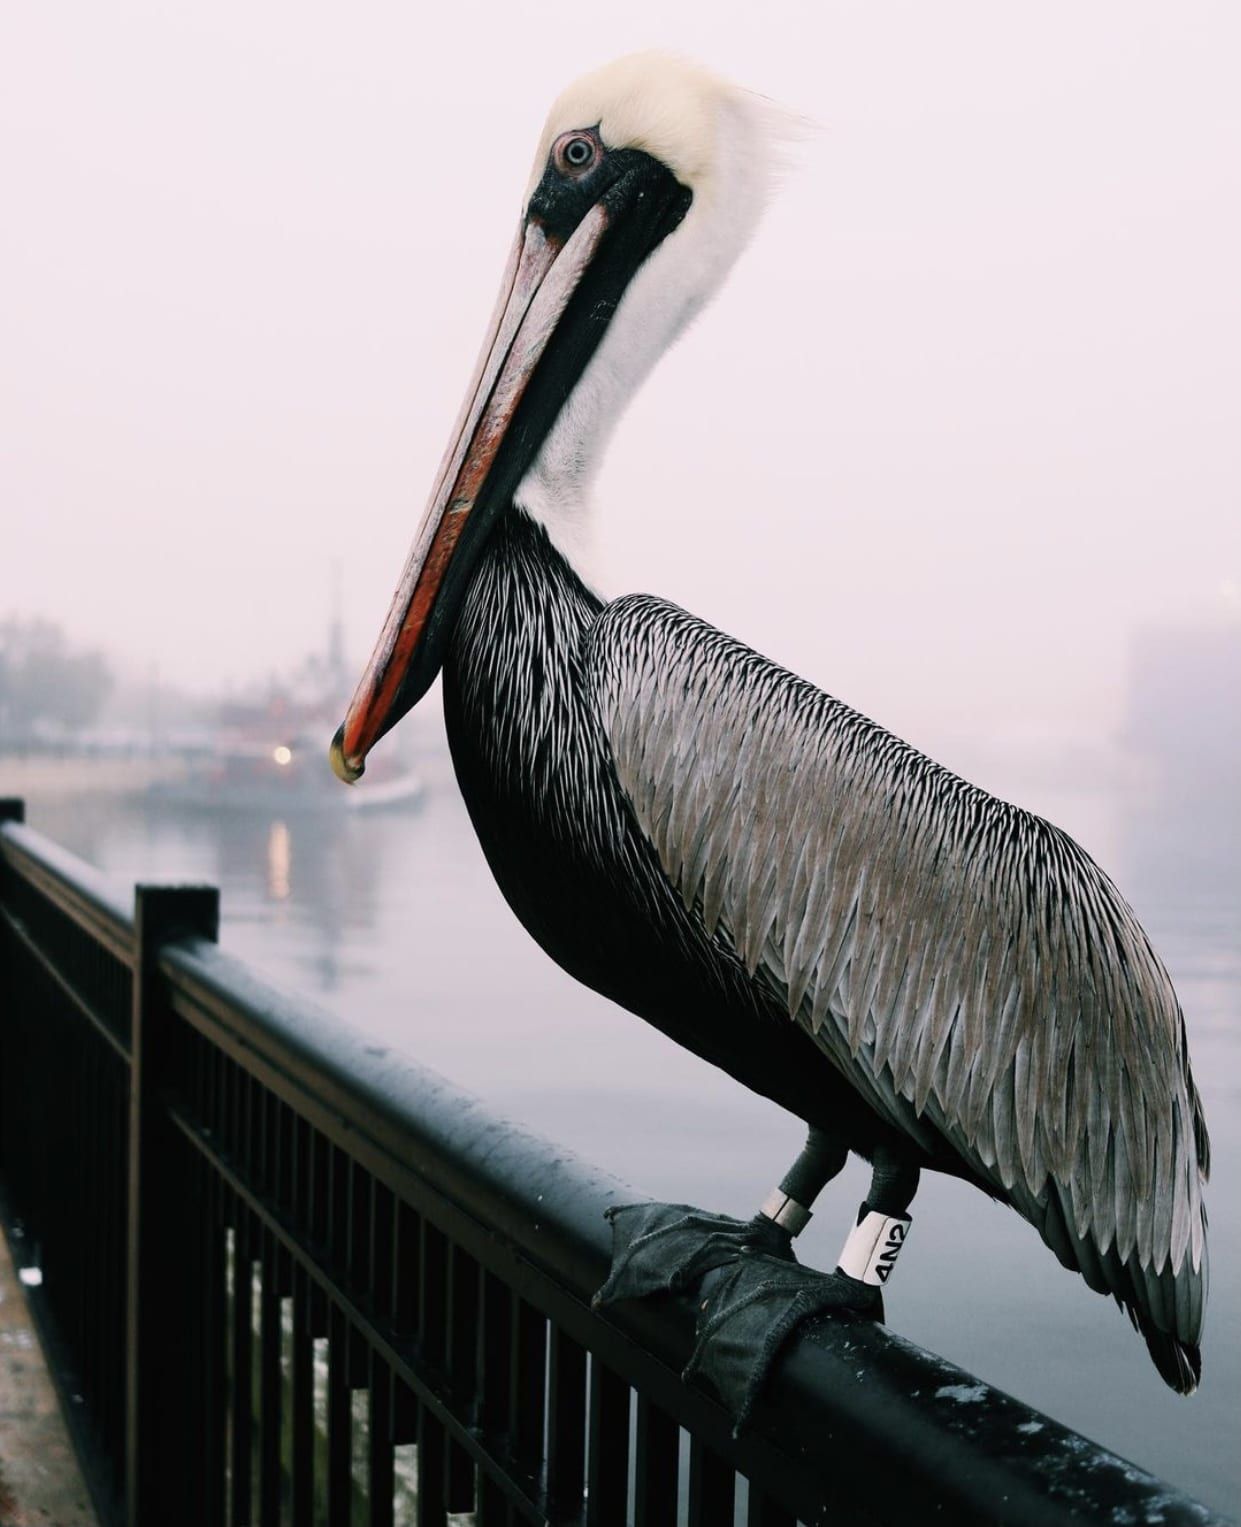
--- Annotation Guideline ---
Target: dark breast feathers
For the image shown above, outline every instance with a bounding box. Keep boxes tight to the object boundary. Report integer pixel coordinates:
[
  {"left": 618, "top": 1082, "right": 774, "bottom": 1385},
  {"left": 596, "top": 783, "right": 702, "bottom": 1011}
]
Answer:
[{"left": 586, "top": 593, "right": 1210, "bottom": 1387}]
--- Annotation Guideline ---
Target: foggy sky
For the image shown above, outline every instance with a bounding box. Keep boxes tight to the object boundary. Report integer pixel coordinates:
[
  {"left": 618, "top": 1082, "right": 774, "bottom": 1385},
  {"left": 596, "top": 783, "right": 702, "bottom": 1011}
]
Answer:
[{"left": 2, "top": 1, "right": 1238, "bottom": 771}]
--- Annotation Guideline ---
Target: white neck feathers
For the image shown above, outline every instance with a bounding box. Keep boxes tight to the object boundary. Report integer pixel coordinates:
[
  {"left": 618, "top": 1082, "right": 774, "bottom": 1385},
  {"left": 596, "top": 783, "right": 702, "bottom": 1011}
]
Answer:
[{"left": 515, "top": 83, "right": 787, "bottom": 578}]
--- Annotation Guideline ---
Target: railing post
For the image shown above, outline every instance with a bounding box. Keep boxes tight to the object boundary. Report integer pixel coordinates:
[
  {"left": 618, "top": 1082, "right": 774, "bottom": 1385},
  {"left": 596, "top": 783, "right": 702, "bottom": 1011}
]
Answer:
[
  {"left": 0, "top": 801, "right": 23, "bottom": 1189},
  {"left": 126, "top": 882, "right": 219, "bottom": 1527}
]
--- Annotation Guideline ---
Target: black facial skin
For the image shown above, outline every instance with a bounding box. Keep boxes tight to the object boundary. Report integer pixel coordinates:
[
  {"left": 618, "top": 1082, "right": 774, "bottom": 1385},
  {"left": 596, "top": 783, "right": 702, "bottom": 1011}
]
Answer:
[
  {"left": 515, "top": 139, "right": 693, "bottom": 463},
  {"left": 380, "top": 140, "right": 693, "bottom": 734}
]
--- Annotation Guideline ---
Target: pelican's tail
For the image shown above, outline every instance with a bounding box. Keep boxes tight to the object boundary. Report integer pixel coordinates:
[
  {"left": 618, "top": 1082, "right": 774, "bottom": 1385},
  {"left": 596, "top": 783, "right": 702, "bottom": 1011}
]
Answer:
[
  {"left": 1136, "top": 1311, "right": 1201, "bottom": 1395},
  {"left": 1025, "top": 1179, "right": 1207, "bottom": 1396}
]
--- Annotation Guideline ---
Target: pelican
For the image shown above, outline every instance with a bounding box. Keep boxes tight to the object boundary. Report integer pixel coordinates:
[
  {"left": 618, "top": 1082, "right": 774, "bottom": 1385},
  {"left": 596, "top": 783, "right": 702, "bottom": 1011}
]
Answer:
[{"left": 331, "top": 53, "right": 1209, "bottom": 1412}]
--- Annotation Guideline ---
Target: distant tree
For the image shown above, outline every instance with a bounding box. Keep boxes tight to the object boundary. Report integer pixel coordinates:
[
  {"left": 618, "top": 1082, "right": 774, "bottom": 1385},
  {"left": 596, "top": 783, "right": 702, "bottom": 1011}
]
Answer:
[{"left": 0, "top": 618, "right": 113, "bottom": 739}]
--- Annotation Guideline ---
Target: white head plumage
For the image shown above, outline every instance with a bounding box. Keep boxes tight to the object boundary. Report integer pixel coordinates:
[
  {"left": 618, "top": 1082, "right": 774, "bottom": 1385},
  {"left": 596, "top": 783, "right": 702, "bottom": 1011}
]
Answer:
[{"left": 516, "top": 53, "right": 796, "bottom": 574}]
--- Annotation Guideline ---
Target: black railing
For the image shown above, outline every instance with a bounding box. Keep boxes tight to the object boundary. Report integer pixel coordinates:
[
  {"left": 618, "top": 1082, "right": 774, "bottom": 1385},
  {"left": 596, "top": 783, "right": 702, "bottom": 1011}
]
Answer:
[{"left": 0, "top": 798, "right": 1226, "bottom": 1527}]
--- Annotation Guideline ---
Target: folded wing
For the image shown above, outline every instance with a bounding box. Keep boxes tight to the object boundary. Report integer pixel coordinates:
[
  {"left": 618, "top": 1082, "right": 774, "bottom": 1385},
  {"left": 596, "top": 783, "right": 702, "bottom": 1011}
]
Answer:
[{"left": 587, "top": 595, "right": 1210, "bottom": 1388}]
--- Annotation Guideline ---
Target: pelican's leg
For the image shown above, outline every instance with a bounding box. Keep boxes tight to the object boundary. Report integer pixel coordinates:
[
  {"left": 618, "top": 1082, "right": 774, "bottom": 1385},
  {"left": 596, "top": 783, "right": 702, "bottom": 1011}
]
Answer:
[
  {"left": 757, "top": 1126, "right": 850, "bottom": 1238},
  {"left": 595, "top": 1135, "right": 919, "bottom": 1430},
  {"left": 829, "top": 1145, "right": 920, "bottom": 1314},
  {"left": 747, "top": 1136, "right": 921, "bottom": 1309}
]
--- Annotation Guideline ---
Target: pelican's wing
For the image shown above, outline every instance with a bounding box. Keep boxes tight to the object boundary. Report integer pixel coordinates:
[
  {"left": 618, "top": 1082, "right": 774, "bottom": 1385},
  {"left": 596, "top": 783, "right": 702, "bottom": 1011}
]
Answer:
[{"left": 587, "top": 595, "right": 1210, "bottom": 1387}]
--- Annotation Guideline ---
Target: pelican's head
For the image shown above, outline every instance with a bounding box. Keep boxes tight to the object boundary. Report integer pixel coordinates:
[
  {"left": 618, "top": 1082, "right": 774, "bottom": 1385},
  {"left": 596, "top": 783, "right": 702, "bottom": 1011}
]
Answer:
[{"left": 332, "top": 52, "right": 787, "bottom": 782}]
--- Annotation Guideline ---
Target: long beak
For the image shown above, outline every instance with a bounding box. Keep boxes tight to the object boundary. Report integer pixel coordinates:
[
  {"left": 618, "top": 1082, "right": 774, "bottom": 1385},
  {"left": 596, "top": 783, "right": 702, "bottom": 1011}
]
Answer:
[{"left": 330, "top": 204, "right": 609, "bottom": 783}]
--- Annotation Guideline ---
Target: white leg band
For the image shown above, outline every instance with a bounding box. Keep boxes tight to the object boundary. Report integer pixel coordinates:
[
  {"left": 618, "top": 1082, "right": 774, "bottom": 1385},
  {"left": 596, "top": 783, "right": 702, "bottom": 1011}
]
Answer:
[{"left": 836, "top": 1210, "right": 912, "bottom": 1286}]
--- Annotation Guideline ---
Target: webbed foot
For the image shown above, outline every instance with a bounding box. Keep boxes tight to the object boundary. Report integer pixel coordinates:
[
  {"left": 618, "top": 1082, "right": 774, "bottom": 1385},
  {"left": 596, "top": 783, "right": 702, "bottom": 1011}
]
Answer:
[
  {"left": 592, "top": 1202, "right": 794, "bottom": 1304},
  {"left": 594, "top": 1201, "right": 881, "bottom": 1429}
]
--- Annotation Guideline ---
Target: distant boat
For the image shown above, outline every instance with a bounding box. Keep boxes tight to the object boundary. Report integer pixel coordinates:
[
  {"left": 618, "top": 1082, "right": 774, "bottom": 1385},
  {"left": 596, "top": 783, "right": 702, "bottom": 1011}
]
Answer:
[
  {"left": 151, "top": 574, "right": 424, "bottom": 814},
  {"left": 149, "top": 730, "right": 422, "bottom": 814}
]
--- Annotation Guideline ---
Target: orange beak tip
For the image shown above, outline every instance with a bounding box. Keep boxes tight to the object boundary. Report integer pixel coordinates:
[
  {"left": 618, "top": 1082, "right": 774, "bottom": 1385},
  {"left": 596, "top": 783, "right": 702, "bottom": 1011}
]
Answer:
[{"left": 329, "top": 724, "right": 365, "bottom": 785}]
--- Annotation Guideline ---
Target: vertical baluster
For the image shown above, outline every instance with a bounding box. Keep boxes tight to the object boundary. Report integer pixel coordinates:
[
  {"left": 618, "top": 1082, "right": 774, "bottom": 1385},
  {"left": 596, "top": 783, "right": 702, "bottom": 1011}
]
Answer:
[
  {"left": 369, "top": 1353, "right": 395, "bottom": 1527},
  {"left": 633, "top": 1396, "right": 678, "bottom": 1527},
  {"left": 586, "top": 1361, "right": 629, "bottom": 1527},
  {"left": 110, "top": 1046, "right": 128, "bottom": 1479},
  {"left": 419, "top": 1221, "right": 447, "bottom": 1368},
  {"left": 370, "top": 1180, "right": 394, "bottom": 1321},
  {"left": 259, "top": 1234, "right": 283, "bottom": 1526},
  {"left": 445, "top": 1244, "right": 478, "bottom": 1513},
  {"left": 349, "top": 1161, "right": 370, "bottom": 1277},
  {"left": 64, "top": 1024, "right": 82, "bottom": 1432},
  {"left": 390, "top": 1199, "right": 420, "bottom": 1495},
  {"left": 266, "top": 1089, "right": 279, "bottom": 1203},
  {"left": 746, "top": 1486, "right": 796, "bottom": 1527},
  {"left": 78, "top": 1022, "right": 94, "bottom": 1447},
  {"left": 349, "top": 1162, "right": 373, "bottom": 1396},
  {"left": 278, "top": 1101, "right": 294, "bottom": 1218},
  {"left": 415, "top": 1405, "right": 447, "bottom": 1527},
  {"left": 392, "top": 1376, "right": 419, "bottom": 1527},
  {"left": 418, "top": 1222, "right": 452, "bottom": 1520},
  {"left": 289, "top": 1113, "right": 306, "bottom": 1232},
  {"left": 241, "top": 1074, "right": 261, "bottom": 1527},
  {"left": 319, "top": 1129, "right": 348, "bottom": 1520},
  {"left": 93, "top": 1042, "right": 108, "bottom": 1478},
  {"left": 447, "top": 1243, "right": 478, "bottom": 1387},
  {"left": 200, "top": 1029, "right": 215, "bottom": 1140},
  {"left": 230, "top": 1211, "right": 254, "bottom": 1527},
  {"left": 330, "top": 1143, "right": 349, "bottom": 1273},
  {"left": 473, "top": 1268, "right": 514, "bottom": 1525},
  {"left": 256, "top": 1085, "right": 269, "bottom": 1198},
  {"left": 476, "top": 1474, "right": 515, "bottom": 1527},
  {"left": 546, "top": 1326, "right": 586, "bottom": 1518},
  {"left": 327, "top": 1304, "right": 353, "bottom": 1526},
  {"left": 290, "top": 1266, "right": 316, "bottom": 1527},
  {"left": 77, "top": 1011, "right": 96, "bottom": 1417},
  {"left": 310, "top": 1129, "right": 330, "bottom": 1256},
  {"left": 509, "top": 1295, "right": 547, "bottom": 1498},
  {"left": 367, "top": 1180, "right": 396, "bottom": 1527},
  {"left": 686, "top": 1437, "right": 735, "bottom": 1526},
  {"left": 308, "top": 1135, "right": 332, "bottom": 1518},
  {"left": 181, "top": 1149, "right": 209, "bottom": 1514},
  {"left": 392, "top": 1374, "right": 418, "bottom": 1448},
  {"left": 227, "top": 1056, "right": 241, "bottom": 1161},
  {"left": 291, "top": 1114, "right": 304, "bottom": 1232},
  {"left": 273, "top": 1103, "right": 295, "bottom": 1304},
  {"left": 479, "top": 1270, "right": 513, "bottom": 1445},
  {"left": 203, "top": 1169, "right": 228, "bottom": 1527},
  {"left": 392, "top": 1201, "right": 419, "bottom": 1340},
  {"left": 241, "top": 1068, "right": 256, "bottom": 1193}
]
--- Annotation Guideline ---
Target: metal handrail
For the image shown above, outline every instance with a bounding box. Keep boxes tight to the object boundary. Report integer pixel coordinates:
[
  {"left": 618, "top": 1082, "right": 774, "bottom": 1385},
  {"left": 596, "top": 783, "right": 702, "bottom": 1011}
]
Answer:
[
  {"left": 160, "top": 934, "right": 1225, "bottom": 1527},
  {"left": 0, "top": 818, "right": 134, "bottom": 964},
  {"left": 0, "top": 809, "right": 1231, "bottom": 1527}
]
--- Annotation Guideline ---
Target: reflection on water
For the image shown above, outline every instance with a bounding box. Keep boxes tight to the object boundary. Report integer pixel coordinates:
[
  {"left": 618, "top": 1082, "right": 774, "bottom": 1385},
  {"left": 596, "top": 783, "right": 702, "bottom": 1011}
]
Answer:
[
  {"left": 28, "top": 752, "right": 1240, "bottom": 1516},
  {"left": 267, "top": 821, "right": 291, "bottom": 902}
]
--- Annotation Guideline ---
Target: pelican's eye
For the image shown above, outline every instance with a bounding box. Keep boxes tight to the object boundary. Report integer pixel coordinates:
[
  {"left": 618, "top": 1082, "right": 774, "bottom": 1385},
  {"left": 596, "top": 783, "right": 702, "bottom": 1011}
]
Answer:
[{"left": 553, "top": 130, "right": 600, "bottom": 177}]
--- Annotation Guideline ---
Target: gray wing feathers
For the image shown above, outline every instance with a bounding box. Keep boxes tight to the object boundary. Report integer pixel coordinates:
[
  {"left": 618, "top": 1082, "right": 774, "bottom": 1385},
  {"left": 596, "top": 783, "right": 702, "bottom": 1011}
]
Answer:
[{"left": 588, "top": 595, "right": 1209, "bottom": 1347}]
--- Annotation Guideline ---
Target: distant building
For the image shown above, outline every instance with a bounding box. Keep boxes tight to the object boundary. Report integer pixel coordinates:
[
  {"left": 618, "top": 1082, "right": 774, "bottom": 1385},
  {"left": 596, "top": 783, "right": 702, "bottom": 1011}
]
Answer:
[{"left": 1122, "top": 622, "right": 1241, "bottom": 799}]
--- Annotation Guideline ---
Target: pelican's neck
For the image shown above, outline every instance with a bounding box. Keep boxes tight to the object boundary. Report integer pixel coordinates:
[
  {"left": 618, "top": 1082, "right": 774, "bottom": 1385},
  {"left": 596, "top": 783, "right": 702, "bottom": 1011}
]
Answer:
[
  {"left": 514, "top": 90, "right": 779, "bottom": 583},
  {"left": 447, "top": 507, "right": 604, "bottom": 790}
]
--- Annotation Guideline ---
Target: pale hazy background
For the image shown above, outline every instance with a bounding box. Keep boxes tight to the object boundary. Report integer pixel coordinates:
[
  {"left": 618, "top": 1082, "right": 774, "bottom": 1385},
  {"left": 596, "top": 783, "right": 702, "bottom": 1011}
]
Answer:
[
  {"left": 3, "top": 0, "right": 1238, "bottom": 775},
  {"left": 2, "top": 3, "right": 1240, "bottom": 1513}
]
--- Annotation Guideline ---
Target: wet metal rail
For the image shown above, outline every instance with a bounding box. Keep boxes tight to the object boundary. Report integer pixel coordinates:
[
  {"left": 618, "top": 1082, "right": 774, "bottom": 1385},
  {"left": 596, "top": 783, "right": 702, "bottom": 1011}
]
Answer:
[{"left": 0, "top": 800, "right": 1227, "bottom": 1527}]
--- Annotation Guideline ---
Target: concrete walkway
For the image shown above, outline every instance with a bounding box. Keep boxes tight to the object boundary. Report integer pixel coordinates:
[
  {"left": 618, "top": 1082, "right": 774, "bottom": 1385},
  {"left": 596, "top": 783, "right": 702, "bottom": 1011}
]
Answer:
[{"left": 0, "top": 1227, "right": 97, "bottom": 1527}]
